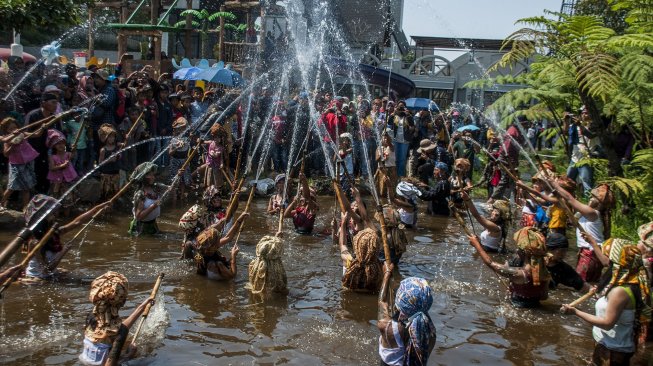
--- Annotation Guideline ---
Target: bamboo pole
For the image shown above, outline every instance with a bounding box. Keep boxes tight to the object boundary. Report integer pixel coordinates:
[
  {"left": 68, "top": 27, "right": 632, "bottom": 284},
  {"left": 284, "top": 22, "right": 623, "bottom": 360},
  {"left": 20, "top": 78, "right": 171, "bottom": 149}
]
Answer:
[
  {"left": 234, "top": 186, "right": 256, "bottom": 246},
  {"left": 565, "top": 287, "right": 597, "bottom": 310},
  {"left": 65, "top": 181, "right": 135, "bottom": 246},
  {"left": 130, "top": 272, "right": 165, "bottom": 347},
  {"left": 125, "top": 111, "right": 145, "bottom": 140}
]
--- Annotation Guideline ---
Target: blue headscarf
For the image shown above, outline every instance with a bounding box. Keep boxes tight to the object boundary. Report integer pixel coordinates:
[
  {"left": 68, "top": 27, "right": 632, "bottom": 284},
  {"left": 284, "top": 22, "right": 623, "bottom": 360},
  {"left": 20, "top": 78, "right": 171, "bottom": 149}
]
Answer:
[
  {"left": 394, "top": 277, "right": 437, "bottom": 366},
  {"left": 434, "top": 161, "right": 449, "bottom": 174}
]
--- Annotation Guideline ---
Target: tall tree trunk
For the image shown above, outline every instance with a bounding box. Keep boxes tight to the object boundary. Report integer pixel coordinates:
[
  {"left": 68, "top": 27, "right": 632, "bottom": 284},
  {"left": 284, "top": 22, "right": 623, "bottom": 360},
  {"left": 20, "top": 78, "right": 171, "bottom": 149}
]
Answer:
[{"left": 578, "top": 90, "right": 623, "bottom": 177}]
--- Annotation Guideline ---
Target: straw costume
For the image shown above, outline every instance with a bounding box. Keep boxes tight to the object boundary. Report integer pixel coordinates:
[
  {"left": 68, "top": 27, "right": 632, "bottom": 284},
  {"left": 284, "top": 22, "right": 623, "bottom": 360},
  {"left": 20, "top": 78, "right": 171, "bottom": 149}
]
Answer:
[
  {"left": 79, "top": 271, "right": 129, "bottom": 365},
  {"left": 342, "top": 228, "right": 383, "bottom": 292},
  {"left": 246, "top": 235, "right": 288, "bottom": 298}
]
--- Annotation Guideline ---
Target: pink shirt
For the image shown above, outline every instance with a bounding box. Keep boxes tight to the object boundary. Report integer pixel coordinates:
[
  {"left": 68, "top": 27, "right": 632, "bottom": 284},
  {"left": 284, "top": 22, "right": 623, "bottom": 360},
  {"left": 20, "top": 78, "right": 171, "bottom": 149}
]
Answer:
[
  {"left": 47, "top": 152, "right": 78, "bottom": 183},
  {"left": 206, "top": 141, "right": 224, "bottom": 169},
  {"left": 7, "top": 137, "right": 39, "bottom": 165}
]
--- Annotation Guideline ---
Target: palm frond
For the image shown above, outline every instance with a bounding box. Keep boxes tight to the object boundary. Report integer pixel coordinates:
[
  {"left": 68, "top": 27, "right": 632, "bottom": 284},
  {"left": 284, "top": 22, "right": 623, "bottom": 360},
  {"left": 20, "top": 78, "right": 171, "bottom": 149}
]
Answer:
[{"left": 575, "top": 51, "right": 619, "bottom": 101}]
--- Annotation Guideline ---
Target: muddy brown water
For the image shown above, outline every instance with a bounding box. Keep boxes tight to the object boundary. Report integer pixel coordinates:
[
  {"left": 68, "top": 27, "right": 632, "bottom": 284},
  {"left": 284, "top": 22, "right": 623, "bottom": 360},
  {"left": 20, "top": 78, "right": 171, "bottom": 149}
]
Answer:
[{"left": 0, "top": 198, "right": 602, "bottom": 365}]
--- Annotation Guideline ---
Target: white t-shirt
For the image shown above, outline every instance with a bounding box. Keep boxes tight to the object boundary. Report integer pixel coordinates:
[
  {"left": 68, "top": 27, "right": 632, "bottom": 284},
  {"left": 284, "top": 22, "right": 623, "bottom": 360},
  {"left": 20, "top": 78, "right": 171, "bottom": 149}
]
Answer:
[{"left": 576, "top": 210, "right": 604, "bottom": 249}]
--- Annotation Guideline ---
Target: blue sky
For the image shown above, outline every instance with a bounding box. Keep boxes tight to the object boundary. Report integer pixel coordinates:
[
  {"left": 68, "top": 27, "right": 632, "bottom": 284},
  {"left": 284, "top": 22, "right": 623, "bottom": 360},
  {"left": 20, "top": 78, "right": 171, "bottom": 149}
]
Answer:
[{"left": 402, "top": 0, "right": 562, "bottom": 40}]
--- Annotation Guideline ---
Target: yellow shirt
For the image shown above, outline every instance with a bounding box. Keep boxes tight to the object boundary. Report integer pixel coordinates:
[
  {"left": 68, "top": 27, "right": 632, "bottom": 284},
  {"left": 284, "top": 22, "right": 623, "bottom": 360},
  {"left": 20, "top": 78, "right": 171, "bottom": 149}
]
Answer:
[{"left": 548, "top": 204, "right": 567, "bottom": 229}]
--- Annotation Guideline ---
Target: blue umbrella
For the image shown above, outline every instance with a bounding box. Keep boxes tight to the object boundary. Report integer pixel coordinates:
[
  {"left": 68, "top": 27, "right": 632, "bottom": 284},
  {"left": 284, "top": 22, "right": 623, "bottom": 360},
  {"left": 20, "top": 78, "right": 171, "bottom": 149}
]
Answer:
[
  {"left": 173, "top": 67, "right": 202, "bottom": 81},
  {"left": 404, "top": 98, "right": 439, "bottom": 112},
  {"left": 198, "top": 67, "right": 245, "bottom": 87},
  {"left": 456, "top": 124, "right": 480, "bottom": 132}
]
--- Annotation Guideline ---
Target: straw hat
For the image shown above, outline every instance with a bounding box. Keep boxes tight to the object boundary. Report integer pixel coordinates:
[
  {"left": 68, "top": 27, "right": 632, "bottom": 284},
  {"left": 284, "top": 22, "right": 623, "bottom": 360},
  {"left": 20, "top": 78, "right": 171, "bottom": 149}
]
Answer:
[
  {"left": 98, "top": 123, "right": 117, "bottom": 144},
  {"left": 172, "top": 117, "right": 188, "bottom": 130},
  {"left": 417, "top": 139, "right": 436, "bottom": 154}
]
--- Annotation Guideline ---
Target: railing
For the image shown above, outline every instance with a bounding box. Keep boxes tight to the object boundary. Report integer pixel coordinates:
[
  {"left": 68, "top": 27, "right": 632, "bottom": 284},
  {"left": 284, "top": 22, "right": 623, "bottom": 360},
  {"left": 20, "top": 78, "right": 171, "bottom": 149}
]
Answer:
[{"left": 223, "top": 42, "right": 258, "bottom": 65}]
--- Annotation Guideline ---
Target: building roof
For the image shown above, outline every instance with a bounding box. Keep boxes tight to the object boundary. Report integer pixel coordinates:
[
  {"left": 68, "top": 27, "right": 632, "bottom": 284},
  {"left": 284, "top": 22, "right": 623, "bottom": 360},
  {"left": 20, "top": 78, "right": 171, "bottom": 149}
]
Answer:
[{"left": 410, "top": 36, "right": 513, "bottom": 50}]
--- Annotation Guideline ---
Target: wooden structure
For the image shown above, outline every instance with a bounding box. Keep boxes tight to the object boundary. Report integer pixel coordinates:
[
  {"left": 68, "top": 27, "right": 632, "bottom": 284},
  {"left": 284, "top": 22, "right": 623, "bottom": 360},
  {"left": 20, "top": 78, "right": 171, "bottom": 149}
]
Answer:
[{"left": 91, "top": 0, "right": 264, "bottom": 76}]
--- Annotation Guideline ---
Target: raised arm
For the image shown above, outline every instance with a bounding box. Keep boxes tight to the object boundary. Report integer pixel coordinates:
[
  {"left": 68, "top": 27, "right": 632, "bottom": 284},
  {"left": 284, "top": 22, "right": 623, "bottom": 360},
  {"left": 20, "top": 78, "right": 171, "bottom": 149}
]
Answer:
[
  {"left": 549, "top": 179, "right": 598, "bottom": 220},
  {"left": 461, "top": 191, "right": 501, "bottom": 235},
  {"left": 516, "top": 180, "right": 557, "bottom": 204},
  {"left": 59, "top": 201, "right": 111, "bottom": 234},
  {"left": 468, "top": 235, "right": 526, "bottom": 282}
]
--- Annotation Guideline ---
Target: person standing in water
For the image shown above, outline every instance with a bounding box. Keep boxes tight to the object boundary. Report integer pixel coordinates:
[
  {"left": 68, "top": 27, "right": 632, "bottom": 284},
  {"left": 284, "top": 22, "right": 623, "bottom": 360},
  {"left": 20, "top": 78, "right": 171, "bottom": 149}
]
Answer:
[
  {"left": 469, "top": 227, "right": 551, "bottom": 307},
  {"left": 129, "top": 162, "right": 165, "bottom": 236},
  {"left": 561, "top": 238, "right": 651, "bottom": 365},
  {"left": 378, "top": 270, "right": 437, "bottom": 366},
  {"left": 22, "top": 195, "right": 110, "bottom": 280},
  {"left": 79, "top": 271, "right": 155, "bottom": 366}
]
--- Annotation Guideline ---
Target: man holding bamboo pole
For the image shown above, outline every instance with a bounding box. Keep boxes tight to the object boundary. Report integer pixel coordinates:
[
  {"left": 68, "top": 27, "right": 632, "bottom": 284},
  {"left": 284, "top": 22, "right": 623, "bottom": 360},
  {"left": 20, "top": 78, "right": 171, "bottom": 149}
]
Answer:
[{"left": 78, "top": 271, "right": 158, "bottom": 366}]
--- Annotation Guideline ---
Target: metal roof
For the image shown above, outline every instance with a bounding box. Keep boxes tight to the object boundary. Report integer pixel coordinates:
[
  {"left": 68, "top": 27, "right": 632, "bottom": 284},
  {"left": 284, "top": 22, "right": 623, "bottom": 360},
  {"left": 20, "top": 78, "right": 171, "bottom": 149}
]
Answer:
[{"left": 410, "top": 36, "right": 512, "bottom": 50}]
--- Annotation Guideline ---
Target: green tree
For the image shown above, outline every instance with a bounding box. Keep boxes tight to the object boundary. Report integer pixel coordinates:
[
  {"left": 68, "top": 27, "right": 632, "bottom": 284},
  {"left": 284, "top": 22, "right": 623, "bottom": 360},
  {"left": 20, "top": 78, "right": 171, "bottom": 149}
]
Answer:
[
  {"left": 174, "top": 9, "right": 236, "bottom": 59},
  {"left": 0, "top": 0, "right": 92, "bottom": 36},
  {"left": 466, "top": 0, "right": 653, "bottom": 227}
]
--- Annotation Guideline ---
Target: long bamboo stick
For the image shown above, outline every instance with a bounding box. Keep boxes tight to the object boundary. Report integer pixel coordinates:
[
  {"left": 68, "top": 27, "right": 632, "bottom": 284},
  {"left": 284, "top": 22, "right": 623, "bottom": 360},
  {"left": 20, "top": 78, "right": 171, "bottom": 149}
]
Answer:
[{"left": 130, "top": 273, "right": 165, "bottom": 347}]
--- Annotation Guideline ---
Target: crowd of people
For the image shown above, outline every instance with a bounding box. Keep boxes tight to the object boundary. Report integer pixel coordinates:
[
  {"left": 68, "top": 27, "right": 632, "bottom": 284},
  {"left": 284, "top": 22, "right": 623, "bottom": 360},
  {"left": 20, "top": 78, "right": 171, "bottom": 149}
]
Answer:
[{"left": 0, "top": 54, "right": 651, "bottom": 366}]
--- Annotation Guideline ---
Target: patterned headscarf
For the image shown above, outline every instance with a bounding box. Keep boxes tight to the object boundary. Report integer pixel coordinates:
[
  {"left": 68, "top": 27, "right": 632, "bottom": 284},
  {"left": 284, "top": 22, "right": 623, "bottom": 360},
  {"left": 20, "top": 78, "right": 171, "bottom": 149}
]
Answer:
[
  {"left": 601, "top": 238, "right": 651, "bottom": 340},
  {"left": 342, "top": 228, "right": 382, "bottom": 292},
  {"left": 86, "top": 271, "right": 128, "bottom": 344},
  {"left": 129, "top": 162, "right": 158, "bottom": 183},
  {"left": 492, "top": 200, "right": 511, "bottom": 221},
  {"left": 394, "top": 277, "right": 437, "bottom": 366},
  {"left": 637, "top": 222, "right": 653, "bottom": 249},
  {"left": 24, "top": 194, "right": 59, "bottom": 226},
  {"left": 246, "top": 236, "right": 287, "bottom": 298},
  {"left": 513, "top": 227, "right": 550, "bottom": 286}
]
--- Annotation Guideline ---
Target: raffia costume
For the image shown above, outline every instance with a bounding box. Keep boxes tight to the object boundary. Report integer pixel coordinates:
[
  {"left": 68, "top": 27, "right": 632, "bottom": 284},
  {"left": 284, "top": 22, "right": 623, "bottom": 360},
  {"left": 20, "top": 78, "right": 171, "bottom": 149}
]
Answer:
[
  {"left": 246, "top": 235, "right": 288, "bottom": 298},
  {"left": 342, "top": 228, "right": 383, "bottom": 292},
  {"left": 79, "top": 271, "right": 129, "bottom": 365}
]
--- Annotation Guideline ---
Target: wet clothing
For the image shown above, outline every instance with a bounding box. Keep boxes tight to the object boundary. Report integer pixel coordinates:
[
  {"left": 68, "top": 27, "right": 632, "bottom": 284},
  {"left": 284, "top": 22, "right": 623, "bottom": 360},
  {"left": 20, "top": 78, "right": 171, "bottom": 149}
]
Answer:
[
  {"left": 577, "top": 248, "right": 604, "bottom": 283},
  {"left": 509, "top": 270, "right": 548, "bottom": 307},
  {"left": 292, "top": 206, "right": 315, "bottom": 234},
  {"left": 547, "top": 260, "right": 585, "bottom": 291},
  {"left": 378, "top": 320, "right": 405, "bottom": 365},
  {"left": 79, "top": 337, "right": 112, "bottom": 366},
  {"left": 479, "top": 229, "right": 502, "bottom": 253},
  {"left": 418, "top": 180, "right": 450, "bottom": 216},
  {"left": 593, "top": 286, "right": 636, "bottom": 353},
  {"left": 129, "top": 186, "right": 163, "bottom": 236}
]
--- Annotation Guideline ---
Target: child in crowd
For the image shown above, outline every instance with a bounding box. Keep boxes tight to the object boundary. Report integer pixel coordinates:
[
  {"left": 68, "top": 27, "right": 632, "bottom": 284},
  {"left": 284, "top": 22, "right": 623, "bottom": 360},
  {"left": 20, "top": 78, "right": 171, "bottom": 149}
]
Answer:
[
  {"left": 117, "top": 106, "right": 144, "bottom": 184},
  {"left": 338, "top": 132, "right": 354, "bottom": 195},
  {"left": 98, "top": 124, "right": 122, "bottom": 199},
  {"left": 1, "top": 117, "right": 39, "bottom": 209},
  {"left": 376, "top": 129, "right": 397, "bottom": 199},
  {"left": 197, "top": 123, "right": 226, "bottom": 190},
  {"left": 46, "top": 129, "right": 78, "bottom": 215},
  {"left": 168, "top": 117, "right": 191, "bottom": 203}
]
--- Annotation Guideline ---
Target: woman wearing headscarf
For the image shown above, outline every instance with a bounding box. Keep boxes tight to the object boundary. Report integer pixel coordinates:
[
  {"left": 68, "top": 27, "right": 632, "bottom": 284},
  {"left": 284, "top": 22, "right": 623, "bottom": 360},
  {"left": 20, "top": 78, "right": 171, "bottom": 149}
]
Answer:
[
  {"left": 246, "top": 233, "right": 288, "bottom": 299},
  {"left": 79, "top": 271, "right": 155, "bottom": 366},
  {"left": 22, "top": 195, "right": 110, "bottom": 280},
  {"left": 469, "top": 227, "right": 551, "bottom": 307},
  {"left": 561, "top": 238, "right": 651, "bottom": 365},
  {"left": 338, "top": 216, "right": 382, "bottom": 293},
  {"left": 548, "top": 180, "right": 615, "bottom": 282},
  {"left": 392, "top": 180, "right": 422, "bottom": 228},
  {"left": 378, "top": 270, "right": 437, "bottom": 366},
  {"left": 417, "top": 161, "right": 451, "bottom": 216},
  {"left": 461, "top": 190, "right": 510, "bottom": 253},
  {"left": 129, "top": 162, "right": 166, "bottom": 236}
]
